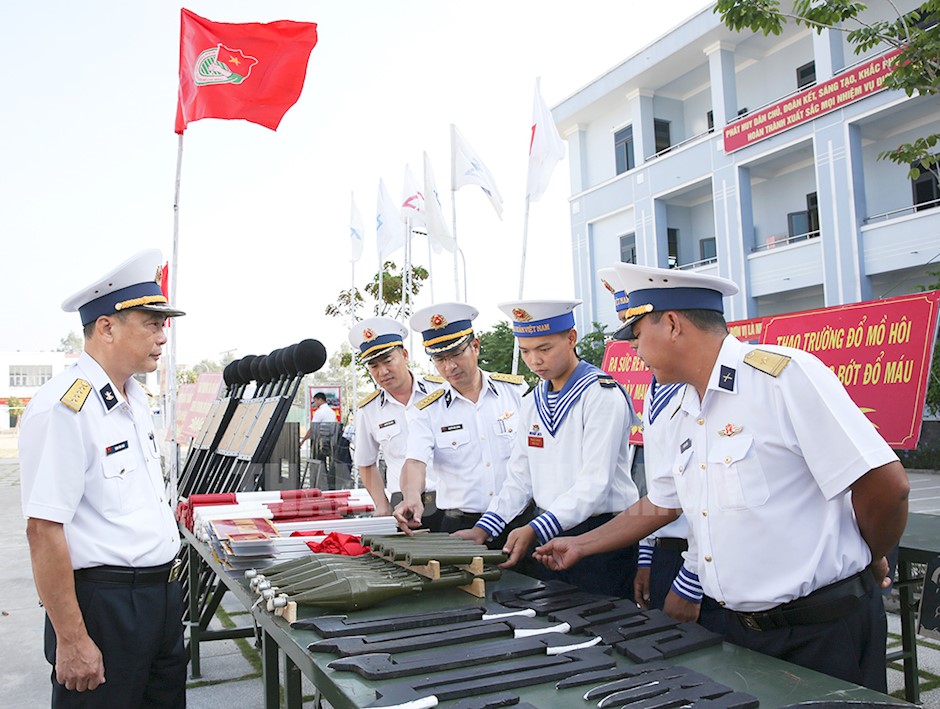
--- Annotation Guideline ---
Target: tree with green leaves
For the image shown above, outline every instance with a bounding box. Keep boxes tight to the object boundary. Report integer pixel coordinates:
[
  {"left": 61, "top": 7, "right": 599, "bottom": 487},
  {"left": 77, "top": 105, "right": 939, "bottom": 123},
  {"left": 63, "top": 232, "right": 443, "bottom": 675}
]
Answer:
[
  {"left": 57, "top": 331, "right": 83, "bottom": 354},
  {"left": 715, "top": 0, "right": 940, "bottom": 180},
  {"left": 325, "top": 261, "right": 429, "bottom": 323},
  {"left": 477, "top": 322, "right": 538, "bottom": 386},
  {"left": 575, "top": 322, "right": 612, "bottom": 368},
  {"left": 7, "top": 396, "right": 25, "bottom": 427},
  {"left": 922, "top": 271, "right": 940, "bottom": 416}
]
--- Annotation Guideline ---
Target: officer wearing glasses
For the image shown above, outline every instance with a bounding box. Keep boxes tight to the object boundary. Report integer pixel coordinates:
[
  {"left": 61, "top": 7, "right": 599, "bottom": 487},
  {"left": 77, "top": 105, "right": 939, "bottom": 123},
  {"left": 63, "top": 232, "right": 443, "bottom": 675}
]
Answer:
[{"left": 393, "top": 302, "right": 529, "bottom": 544}]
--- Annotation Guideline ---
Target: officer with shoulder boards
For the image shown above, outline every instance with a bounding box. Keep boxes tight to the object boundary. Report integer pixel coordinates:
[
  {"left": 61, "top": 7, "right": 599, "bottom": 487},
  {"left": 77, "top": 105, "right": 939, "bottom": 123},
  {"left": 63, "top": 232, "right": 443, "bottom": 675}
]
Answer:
[
  {"left": 394, "top": 302, "right": 529, "bottom": 544},
  {"left": 20, "top": 249, "right": 187, "bottom": 707},
  {"left": 455, "top": 299, "right": 641, "bottom": 597},
  {"left": 534, "top": 263, "right": 909, "bottom": 692},
  {"left": 349, "top": 316, "right": 443, "bottom": 530}
]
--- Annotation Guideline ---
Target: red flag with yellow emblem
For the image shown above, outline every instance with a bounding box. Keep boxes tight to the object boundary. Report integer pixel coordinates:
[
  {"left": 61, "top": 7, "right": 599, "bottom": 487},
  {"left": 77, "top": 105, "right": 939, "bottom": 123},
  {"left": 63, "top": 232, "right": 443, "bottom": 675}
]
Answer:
[{"left": 175, "top": 9, "right": 318, "bottom": 133}]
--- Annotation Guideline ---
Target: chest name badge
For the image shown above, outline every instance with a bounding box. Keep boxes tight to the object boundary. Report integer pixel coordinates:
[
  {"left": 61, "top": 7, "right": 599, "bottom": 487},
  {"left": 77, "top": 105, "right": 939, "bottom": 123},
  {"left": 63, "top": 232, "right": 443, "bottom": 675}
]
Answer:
[
  {"left": 528, "top": 424, "right": 543, "bottom": 448},
  {"left": 105, "top": 441, "right": 129, "bottom": 456},
  {"left": 378, "top": 419, "right": 397, "bottom": 429},
  {"left": 441, "top": 424, "right": 463, "bottom": 433}
]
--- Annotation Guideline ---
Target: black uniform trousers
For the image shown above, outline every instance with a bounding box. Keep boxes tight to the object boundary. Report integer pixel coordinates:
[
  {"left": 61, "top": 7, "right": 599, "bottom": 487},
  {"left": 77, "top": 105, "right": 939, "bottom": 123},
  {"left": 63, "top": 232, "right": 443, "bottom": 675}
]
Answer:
[
  {"left": 531, "top": 513, "right": 638, "bottom": 599},
  {"left": 45, "top": 574, "right": 186, "bottom": 708},
  {"left": 648, "top": 544, "right": 728, "bottom": 636},
  {"left": 725, "top": 571, "right": 887, "bottom": 693}
]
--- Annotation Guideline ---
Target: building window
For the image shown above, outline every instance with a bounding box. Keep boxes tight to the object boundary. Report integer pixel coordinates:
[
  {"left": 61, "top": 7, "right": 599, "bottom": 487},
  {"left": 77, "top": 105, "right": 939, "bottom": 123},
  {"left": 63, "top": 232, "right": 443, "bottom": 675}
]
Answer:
[
  {"left": 706, "top": 110, "right": 714, "bottom": 132},
  {"left": 614, "top": 126, "right": 635, "bottom": 175},
  {"left": 700, "top": 238, "right": 717, "bottom": 262},
  {"left": 654, "top": 120, "right": 671, "bottom": 154},
  {"left": 667, "top": 228, "right": 679, "bottom": 268},
  {"left": 9, "top": 365, "right": 53, "bottom": 388},
  {"left": 912, "top": 163, "right": 940, "bottom": 212},
  {"left": 620, "top": 233, "right": 637, "bottom": 264},
  {"left": 786, "top": 192, "right": 820, "bottom": 240},
  {"left": 806, "top": 192, "right": 819, "bottom": 234},
  {"left": 796, "top": 61, "right": 816, "bottom": 89}
]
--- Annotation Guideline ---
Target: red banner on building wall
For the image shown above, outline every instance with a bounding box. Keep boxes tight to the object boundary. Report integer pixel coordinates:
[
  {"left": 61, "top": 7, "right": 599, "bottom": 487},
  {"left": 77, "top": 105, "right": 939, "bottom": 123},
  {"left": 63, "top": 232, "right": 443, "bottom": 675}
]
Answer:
[
  {"left": 723, "top": 48, "right": 902, "bottom": 153},
  {"left": 760, "top": 291, "right": 940, "bottom": 449}
]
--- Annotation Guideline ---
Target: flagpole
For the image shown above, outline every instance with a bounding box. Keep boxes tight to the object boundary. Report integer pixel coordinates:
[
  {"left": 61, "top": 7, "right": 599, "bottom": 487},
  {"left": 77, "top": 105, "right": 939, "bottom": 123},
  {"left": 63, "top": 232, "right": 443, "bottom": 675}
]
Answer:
[
  {"left": 168, "top": 133, "right": 183, "bottom": 504},
  {"left": 511, "top": 197, "right": 532, "bottom": 375},
  {"left": 404, "top": 217, "right": 413, "bottom": 354},
  {"left": 350, "top": 256, "right": 357, "bottom": 430},
  {"left": 451, "top": 188, "right": 460, "bottom": 301},
  {"left": 426, "top": 231, "right": 435, "bottom": 302}
]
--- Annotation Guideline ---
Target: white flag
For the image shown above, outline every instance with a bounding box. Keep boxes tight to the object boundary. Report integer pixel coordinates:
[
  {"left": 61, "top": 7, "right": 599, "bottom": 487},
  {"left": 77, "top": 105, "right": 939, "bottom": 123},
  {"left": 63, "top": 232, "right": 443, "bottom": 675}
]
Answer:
[
  {"left": 350, "top": 192, "right": 364, "bottom": 263},
  {"left": 526, "top": 77, "right": 566, "bottom": 202},
  {"left": 400, "top": 164, "right": 426, "bottom": 228},
  {"left": 451, "top": 124, "right": 504, "bottom": 219},
  {"left": 376, "top": 178, "right": 404, "bottom": 261},
  {"left": 423, "top": 151, "right": 455, "bottom": 254}
]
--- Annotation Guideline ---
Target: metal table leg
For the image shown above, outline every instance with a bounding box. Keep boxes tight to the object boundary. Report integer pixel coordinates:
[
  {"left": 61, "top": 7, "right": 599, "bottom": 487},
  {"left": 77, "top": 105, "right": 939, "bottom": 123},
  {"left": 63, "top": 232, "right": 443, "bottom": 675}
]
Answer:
[
  {"left": 897, "top": 558, "right": 920, "bottom": 704},
  {"left": 262, "top": 630, "right": 280, "bottom": 709},
  {"left": 187, "top": 541, "right": 202, "bottom": 679},
  {"left": 285, "top": 653, "right": 302, "bottom": 708}
]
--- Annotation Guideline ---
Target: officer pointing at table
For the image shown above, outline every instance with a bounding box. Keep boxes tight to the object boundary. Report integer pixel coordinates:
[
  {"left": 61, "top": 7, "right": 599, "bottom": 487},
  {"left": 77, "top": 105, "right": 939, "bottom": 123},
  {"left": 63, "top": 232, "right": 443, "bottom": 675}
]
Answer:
[
  {"left": 534, "top": 263, "right": 909, "bottom": 692},
  {"left": 348, "top": 316, "right": 443, "bottom": 529},
  {"left": 394, "top": 302, "right": 529, "bottom": 542},
  {"left": 20, "top": 249, "right": 187, "bottom": 707}
]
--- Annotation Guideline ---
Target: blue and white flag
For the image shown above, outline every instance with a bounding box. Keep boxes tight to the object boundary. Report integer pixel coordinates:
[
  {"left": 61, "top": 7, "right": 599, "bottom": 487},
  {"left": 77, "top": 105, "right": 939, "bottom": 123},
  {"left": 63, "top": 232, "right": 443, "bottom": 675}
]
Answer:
[{"left": 451, "top": 124, "right": 503, "bottom": 219}]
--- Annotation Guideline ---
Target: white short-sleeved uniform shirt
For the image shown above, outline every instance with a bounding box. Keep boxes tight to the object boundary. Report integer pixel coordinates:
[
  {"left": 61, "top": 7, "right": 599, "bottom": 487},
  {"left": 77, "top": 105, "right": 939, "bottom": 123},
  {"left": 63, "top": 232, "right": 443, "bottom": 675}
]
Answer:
[
  {"left": 353, "top": 375, "right": 441, "bottom": 495},
  {"left": 482, "top": 362, "right": 640, "bottom": 543},
  {"left": 19, "top": 352, "right": 180, "bottom": 569},
  {"left": 405, "top": 370, "right": 525, "bottom": 513},
  {"left": 646, "top": 335, "right": 898, "bottom": 612},
  {"left": 312, "top": 403, "right": 337, "bottom": 423},
  {"left": 642, "top": 381, "right": 691, "bottom": 543}
]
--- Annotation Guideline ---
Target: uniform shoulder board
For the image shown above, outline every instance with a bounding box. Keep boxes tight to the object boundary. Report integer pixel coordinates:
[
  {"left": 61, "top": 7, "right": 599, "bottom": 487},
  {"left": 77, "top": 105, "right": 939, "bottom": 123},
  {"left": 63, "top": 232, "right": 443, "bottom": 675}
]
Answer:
[
  {"left": 60, "top": 379, "right": 92, "bottom": 413},
  {"left": 358, "top": 390, "right": 381, "bottom": 408},
  {"left": 489, "top": 372, "right": 526, "bottom": 386},
  {"left": 744, "top": 349, "right": 791, "bottom": 377},
  {"left": 139, "top": 383, "right": 155, "bottom": 399},
  {"left": 416, "top": 388, "right": 445, "bottom": 410},
  {"left": 596, "top": 374, "right": 619, "bottom": 388},
  {"left": 423, "top": 374, "right": 446, "bottom": 384}
]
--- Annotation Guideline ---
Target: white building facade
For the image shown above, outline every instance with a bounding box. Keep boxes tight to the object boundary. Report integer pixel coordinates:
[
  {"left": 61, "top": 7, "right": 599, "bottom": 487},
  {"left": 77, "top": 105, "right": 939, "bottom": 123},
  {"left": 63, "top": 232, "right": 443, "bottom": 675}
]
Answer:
[
  {"left": 554, "top": 3, "right": 939, "bottom": 335},
  {"left": 0, "top": 352, "right": 78, "bottom": 429}
]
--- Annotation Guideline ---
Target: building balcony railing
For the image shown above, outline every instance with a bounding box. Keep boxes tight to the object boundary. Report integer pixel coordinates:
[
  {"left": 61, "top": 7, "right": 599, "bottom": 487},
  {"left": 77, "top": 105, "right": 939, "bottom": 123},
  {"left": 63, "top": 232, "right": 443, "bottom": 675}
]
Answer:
[
  {"left": 676, "top": 256, "right": 718, "bottom": 270},
  {"left": 750, "top": 230, "right": 820, "bottom": 253},
  {"left": 650, "top": 128, "right": 714, "bottom": 160},
  {"left": 864, "top": 197, "right": 940, "bottom": 224}
]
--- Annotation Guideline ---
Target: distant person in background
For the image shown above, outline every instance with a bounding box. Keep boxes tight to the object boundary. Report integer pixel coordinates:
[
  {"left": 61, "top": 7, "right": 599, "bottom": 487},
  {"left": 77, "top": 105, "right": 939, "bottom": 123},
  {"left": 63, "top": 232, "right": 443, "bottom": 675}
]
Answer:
[
  {"left": 20, "top": 249, "right": 187, "bottom": 707},
  {"left": 299, "top": 392, "right": 337, "bottom": 446}
]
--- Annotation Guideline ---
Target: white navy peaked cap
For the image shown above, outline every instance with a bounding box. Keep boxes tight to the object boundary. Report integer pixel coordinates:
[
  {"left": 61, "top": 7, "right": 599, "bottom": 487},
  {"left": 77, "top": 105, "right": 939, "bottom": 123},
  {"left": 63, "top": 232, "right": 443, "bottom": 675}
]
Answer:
[
  {"left": 410, "top": 302, "right": 479, "bottom": 354},
  {"left": 611, "top": 263, "right": 738, "bottom": 340},
  {"left": 349, "top": 317, "right": 409, "bottom": 362},
  {"left": 62, "top": 249, "right": 185, "bottom": 326},
  {"left": 597, "top": 267, "right": 630, "bottom": 313},
  {"left": 497, "top": 299, "right": 582, "bottom": 338}
]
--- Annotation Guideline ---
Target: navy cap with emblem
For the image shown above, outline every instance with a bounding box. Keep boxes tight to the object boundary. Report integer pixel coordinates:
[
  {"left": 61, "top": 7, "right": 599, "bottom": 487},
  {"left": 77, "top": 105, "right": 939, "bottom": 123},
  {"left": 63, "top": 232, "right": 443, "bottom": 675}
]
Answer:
[
  {"left": 597, "top": 268, "right": 630, "bottom": 313},
  {"left": 348, "top": 316, "right": 409, "bottom": 363},
  {"left": 61, "top": 249, "right": 186, "bottom": 326},
  {"left": 610, "top": 263, "right": 738, "bottom": 340},
  {"left": 497, "top": 299, "right": 581, "bottom": 338},
  {"left": 410, "top": 302, "right": 479, "bottom": 355}
]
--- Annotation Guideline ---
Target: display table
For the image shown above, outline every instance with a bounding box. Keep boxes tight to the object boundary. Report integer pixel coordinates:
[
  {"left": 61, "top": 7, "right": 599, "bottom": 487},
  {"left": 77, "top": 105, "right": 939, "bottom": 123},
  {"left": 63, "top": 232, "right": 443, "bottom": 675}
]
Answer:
[
  {"left": 182, "top": 528, "right": 908, "bottom": 709},
  {"left": 894, "top": 512, "right": 940, "bottom": 703}
]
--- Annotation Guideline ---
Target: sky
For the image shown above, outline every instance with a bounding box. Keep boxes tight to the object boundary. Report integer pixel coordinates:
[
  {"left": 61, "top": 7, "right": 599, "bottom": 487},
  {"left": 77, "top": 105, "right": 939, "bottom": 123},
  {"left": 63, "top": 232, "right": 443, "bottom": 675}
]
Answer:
[{"left": 0, "top": 0, "right": 708, "bottom": 369}]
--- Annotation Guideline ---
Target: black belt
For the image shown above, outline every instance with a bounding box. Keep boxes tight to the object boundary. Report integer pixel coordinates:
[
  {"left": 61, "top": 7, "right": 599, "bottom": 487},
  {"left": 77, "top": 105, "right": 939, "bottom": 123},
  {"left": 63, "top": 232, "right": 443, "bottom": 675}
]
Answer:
[
  {"left": 74, "top": 560, "right": 181, "bottom": 585},
  {"left": 655, "top": 537, "right": 688, "bottom": 552},
  {"left": 734, "top": 571, "right": 871, "bottom": 631},
  {"left": 443, "top": 510, "right": 482, "bottom": 520}
]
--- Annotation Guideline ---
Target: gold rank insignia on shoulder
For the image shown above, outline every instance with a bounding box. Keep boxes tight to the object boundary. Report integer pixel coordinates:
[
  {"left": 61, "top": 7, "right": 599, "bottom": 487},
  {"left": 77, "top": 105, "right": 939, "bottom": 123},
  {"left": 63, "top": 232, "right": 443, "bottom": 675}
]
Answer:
[
  {"left": 597, "top": 374, "right": 618, "bottom": 388},
  {"left": 358, "top": 390, "right": 381, "bottom": 408},
  {"left": 423, "top": 374, "right": 446, "bottom": 384},
  {"left": 416, "top": 388, "right": 445, "bottom": 410},
  {"left": 744, "top": 349, "right": 791, "bottom": 377},
  {"left": 60, "top": 379, "right": 92, "bottom": 412},
  {"left": 489, "top": 372, "right": 526, "bottom": 385}
]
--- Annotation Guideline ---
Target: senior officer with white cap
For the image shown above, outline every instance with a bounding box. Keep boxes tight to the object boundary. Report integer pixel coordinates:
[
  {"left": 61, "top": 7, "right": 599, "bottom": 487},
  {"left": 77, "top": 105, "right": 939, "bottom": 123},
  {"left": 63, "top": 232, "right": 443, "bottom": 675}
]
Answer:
[
  {"left": 393, "top": 302, "right": 529, "bottom": 541},
  {"left": 349, "top": 317, "right": 443, "bottom": 529},
  {"left": 534, "top": 263, "right": 909, "bottom": 692},
  {"left": 455, "top": 299, "right": 641, "bottom": 597},
  {"left": 598, "top": 267, "right": 713, "bottom": 626},
  {"left": 20, "top": 249, "right": 187, "bottom": 707}
]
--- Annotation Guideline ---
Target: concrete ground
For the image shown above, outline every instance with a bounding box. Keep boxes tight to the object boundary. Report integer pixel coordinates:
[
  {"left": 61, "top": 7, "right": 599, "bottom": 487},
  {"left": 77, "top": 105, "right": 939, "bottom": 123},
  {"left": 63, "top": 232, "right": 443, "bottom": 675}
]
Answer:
[{"left": 1, "top": 429, "right": 939, "bottom": 707}]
